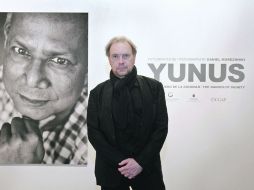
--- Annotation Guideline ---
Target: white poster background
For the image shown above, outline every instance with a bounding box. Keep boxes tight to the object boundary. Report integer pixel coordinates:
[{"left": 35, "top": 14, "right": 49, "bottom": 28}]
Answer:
[{"left": 0, "top": 0, "right": 253, "bottom": 190}]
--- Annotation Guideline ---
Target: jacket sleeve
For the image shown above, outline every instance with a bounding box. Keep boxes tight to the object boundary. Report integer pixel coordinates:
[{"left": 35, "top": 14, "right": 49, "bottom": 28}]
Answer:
[
  {"left": 135, "top": 82, "right": 168, "bottom": 170},
  {"left": 87, "top": 89, "right": 125, "bottom": 167}
]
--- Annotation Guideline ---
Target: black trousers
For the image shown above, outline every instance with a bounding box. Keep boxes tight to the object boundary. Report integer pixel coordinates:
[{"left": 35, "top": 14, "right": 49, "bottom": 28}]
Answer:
[{"left": 101, "top": 170, "right": 165, "bottom": 190}]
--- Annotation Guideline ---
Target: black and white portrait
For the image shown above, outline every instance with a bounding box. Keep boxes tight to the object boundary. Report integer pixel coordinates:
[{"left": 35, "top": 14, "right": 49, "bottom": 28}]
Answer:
[{"left": 0, "top": 12, "right": 88, "bottom": 165}]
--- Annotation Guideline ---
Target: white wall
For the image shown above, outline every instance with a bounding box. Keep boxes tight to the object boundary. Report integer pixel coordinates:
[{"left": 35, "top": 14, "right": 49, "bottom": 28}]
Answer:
[{"left": 0, "top": 0, "right": 253, "bottom": 190}]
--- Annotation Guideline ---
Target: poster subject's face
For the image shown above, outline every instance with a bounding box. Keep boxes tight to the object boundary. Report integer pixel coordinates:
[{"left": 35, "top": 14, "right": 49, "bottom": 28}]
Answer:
[{"left": 2, "top": 13, "right": 87, "bottom": 121}]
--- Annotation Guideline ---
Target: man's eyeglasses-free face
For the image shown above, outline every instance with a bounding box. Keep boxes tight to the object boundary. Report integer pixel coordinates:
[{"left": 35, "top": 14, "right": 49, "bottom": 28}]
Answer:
[{"left": 110, "top": 54, "right": 131, "bottom": 61}]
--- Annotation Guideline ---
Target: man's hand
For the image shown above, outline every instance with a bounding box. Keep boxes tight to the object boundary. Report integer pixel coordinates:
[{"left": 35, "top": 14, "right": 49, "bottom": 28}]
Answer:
[
  {"left": 0, "top": 117, "right": 45, "bottom": 164},
  {"left": 118, "top": 158, "right": 143, "bottom": 179}
]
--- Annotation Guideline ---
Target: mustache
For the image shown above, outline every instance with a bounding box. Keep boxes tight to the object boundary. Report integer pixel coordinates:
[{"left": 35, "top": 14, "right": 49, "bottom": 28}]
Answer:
[
  {"left": 117, "top": 66, "right": 128, "bottom": 69},
  {"left": 17, "top": 85, "right": 57, "bottom": 101}
]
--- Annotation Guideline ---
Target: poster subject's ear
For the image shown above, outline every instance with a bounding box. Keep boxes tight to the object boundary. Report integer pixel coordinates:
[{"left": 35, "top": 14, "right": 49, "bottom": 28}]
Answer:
[{"left": 3, "top": 13, "right": 13, "bottom": 48}]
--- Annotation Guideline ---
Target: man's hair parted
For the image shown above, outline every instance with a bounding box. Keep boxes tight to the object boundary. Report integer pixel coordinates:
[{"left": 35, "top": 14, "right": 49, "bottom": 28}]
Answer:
[{"left": 105, "top": 36, "right": 137, "bottom": 57}]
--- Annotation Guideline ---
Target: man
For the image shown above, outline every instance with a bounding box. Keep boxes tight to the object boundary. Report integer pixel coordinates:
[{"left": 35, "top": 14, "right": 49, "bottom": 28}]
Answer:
[
  {"left": 87, "top": 36, "right": 168, "bottom": 190},
  {"left": 0, "top": 13, "right": 88, "bottom": 164}
]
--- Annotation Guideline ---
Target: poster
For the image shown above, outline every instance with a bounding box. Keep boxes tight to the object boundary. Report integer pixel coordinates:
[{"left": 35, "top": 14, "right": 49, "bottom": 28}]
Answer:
[
  {"left": 0, "top": 12, "right": 88, "bottom": 165},
  {"left": 0, "top": 0, "right": 253, "bottom": 190}
]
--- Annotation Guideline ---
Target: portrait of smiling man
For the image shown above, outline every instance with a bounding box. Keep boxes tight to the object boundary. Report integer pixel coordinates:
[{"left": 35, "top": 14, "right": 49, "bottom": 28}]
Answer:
[{"left": 0, "top": 13, "right": 88, "bottom": 164}]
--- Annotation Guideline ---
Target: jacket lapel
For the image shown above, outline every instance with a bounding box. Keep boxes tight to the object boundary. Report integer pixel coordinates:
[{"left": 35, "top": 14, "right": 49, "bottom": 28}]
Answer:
[{"left": 137, "top": 76, "right": 154, "bottom": 131}]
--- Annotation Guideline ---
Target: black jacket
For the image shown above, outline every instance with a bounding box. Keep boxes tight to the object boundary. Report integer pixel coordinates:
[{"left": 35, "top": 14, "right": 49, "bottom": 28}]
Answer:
[{"left": 87, "top": 75, "right": 168, "bottom": 186}]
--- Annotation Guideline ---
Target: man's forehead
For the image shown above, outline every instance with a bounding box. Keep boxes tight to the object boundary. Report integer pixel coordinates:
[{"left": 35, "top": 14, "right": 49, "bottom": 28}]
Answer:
[
  {"left": 6, "top": 13, "right": 88, "bottom": 56},
  {"left": 7, "top": 13, "right": 88, "bottom": 44},
  {"left": 12, "top": 13, "right": 84, "bottom": 26},
  {"left": 8, "top": 14, "right": 86, "bottom": 38},
  {"left": 110, "top": 42, "right": 132, "bottom": 51}
]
